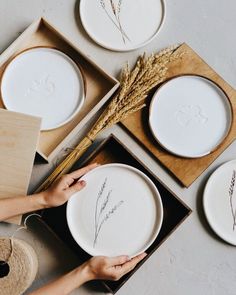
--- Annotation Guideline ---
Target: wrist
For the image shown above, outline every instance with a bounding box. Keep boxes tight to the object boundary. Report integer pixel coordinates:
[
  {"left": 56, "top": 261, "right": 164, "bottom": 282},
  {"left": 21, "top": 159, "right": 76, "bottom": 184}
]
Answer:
[
  {"left": 76, "top": 262, "right": 96, "bottom": 283},
  {"left": 33, "top": 192, "right": 49, "bottom": 209}
]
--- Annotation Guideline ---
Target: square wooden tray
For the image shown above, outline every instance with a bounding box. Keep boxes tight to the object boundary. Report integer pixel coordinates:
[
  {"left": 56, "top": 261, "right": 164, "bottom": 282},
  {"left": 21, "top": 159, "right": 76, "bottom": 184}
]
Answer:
[
  {"left": 39, "top": 134, "right": 191, "bottom": 293},
  {"left": 0, "top": 18, "right": 119, "bottom": 162},
  {"left": 121, "top": 43, "right": 236, "bottom": 187}
]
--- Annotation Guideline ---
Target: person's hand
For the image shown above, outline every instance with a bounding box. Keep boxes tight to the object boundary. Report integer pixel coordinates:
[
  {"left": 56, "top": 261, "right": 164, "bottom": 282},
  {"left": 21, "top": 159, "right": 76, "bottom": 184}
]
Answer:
[
  {"left": 29, "top": 254, "right": 147, "bottom": 295},
  {"left": 82, "top": 253, "right": 147, "bottom": 281},
  {"left": 40, "top": 163, "right": 99, "bottom": 208}
]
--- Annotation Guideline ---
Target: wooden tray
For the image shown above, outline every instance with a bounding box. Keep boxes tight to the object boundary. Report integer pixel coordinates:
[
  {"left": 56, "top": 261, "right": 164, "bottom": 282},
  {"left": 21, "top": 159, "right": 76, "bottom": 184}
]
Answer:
[
  {"left": 121, "top": 43, "right": 236, "bottom": 187},
  {"left": 40, "top": 134, "right": 191, "bottom": 293},
  {"left": 0, "top": 18, "right": 119, "bottom": 162}
]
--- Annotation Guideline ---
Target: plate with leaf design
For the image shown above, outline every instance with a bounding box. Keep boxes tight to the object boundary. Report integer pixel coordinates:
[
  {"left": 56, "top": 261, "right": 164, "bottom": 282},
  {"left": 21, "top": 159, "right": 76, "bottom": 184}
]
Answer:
[
  {"left": 67, "top": 163, "right": 163, "bottom": 257},
  {"left": 0, "top": 47, "right": 85, "bottom": 131},
  {"left": 149, "top": 75, "right": 232, "bottom": 158},
  {"left": 203, "top": 160, "right": 236, "bottom": 246},
  {"left": 79, "top": 0, "right": 165, "bottom": 52}
]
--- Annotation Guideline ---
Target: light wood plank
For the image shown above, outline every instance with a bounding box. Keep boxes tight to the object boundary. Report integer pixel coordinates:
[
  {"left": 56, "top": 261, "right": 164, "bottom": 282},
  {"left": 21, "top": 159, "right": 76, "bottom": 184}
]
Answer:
[{"left": 0, "top": 109, "right": 41, "bottom": 224}]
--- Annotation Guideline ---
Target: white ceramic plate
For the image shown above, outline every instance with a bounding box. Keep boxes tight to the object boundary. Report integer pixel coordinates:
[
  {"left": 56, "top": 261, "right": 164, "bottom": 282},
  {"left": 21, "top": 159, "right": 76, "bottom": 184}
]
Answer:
[
  {"left": 203, "top": 160, "right": 236, "bottom": 246},
  {"left": 149, "top": 75, "right": 232, "bottom": 158},
  {"left": 67, "top": 164, "right": 163, "bottom": 257},
  {"left": 1, "top": 47, "right": 85, "bottom": 131},
  {"left": 79, "top": 0, "right": 165, "bottom": 52}
]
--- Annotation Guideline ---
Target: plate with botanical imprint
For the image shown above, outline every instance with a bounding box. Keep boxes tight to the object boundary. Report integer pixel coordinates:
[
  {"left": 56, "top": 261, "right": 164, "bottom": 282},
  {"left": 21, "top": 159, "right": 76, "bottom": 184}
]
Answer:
[
  {"left": 149, "top": 75, "right": 232, "bottom": 158},
  {"left": 67, "top": 164, "right": 163, "bottom": 257},
  {"left": 1, "top": 47, "right": 85, "bottom": 131},
  {"left": 203, "top": 160, "right": 236, "bottom": 246},
  {"left": 79, "top": 0, "right": 165, "bottom": 51}
]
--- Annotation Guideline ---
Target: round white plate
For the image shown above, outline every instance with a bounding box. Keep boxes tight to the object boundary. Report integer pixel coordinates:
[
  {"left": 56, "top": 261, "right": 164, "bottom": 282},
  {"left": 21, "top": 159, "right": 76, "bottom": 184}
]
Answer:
[
  {"left": 149, "top": 75, "right": 232, "bottom": 158},
  {"left": 67, "top": 163, "right": 163, "bottom": 257},
  {"left": 203, "top": 160, "right": 236, "bottom": 246},
  {"left": 79, "top": 0, "right": 165, "bottom": 52},
  {"left": 1, "top": 47, "right": 85, "bottom": 131}
]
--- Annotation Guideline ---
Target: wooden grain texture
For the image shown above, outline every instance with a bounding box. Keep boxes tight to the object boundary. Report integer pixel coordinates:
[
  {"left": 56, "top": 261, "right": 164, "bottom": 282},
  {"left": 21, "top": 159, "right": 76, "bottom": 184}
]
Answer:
[
  {"left": 121, "top": 43, "right": 236, "bottom": 187},
  {"left": 0, "top": 18, "right": 118, "bottom": 161},
  {"left": 0, "top": 109, "right": 41, "bottom": 224}
]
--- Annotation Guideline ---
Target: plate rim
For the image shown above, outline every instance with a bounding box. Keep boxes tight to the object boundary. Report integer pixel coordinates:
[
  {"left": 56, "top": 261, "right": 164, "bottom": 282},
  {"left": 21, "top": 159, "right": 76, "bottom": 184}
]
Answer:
[
  {"left": 66, "top": 163, "right": 164, "bottom": 257},
  {"left": 0, "top": 46, "right": 86, "bottom": 131},
  {"left": 148, "top": 74, "right": 233, "bottom": 158},
  {"left": 79, "top": 0, "right": 166, "bottom": 52},
  {"left": 203, "top": 159, "right": 236, "bottom": 246}
]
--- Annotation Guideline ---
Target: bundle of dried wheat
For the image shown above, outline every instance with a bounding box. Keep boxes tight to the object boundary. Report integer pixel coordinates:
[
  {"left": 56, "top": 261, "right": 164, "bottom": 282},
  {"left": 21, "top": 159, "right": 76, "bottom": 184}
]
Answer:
[{"left": 36, "top": 44, "right": 183, "bottom": 192}]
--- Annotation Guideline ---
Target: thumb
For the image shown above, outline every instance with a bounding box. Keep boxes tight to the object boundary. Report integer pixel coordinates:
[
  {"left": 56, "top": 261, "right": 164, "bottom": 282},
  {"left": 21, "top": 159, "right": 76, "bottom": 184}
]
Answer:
[{"left": 68, "top": 180, "right": 86, "bottom": 195}]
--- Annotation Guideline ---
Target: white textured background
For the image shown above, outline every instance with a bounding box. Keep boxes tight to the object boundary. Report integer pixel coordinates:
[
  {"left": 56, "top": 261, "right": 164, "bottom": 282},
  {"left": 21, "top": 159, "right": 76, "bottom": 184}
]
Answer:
[{"left": 0, "top": 1, "right": 236, "bottom": 294}]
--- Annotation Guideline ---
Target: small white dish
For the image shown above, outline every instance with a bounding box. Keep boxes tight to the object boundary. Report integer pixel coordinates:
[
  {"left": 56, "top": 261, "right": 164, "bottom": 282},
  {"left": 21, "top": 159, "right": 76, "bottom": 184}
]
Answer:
[
  {"left": 67, "top": 163, "right": 163, "bottom": 257},
  {"left": 149, "top": 75, "right": 232, "bottom": 158},
  {"left": 79, "top": 0, "right": 165, "bottom": 52},
  {"left": 1, "top": 47, "right": 85, "bottom": 131},
  {"left": 203, "top": 160, "right": 236, "bottom": 246}
]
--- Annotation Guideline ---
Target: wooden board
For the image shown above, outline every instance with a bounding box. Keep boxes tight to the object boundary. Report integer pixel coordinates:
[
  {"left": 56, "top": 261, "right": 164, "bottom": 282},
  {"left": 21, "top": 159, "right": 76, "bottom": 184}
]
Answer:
[
  {"left": 121, "top": 43, "right": 236, "bottom": 187},
  {"left": 40, "top": 134, "right": 191, "bottom": 294},
  {"left": 0, "top": 109, "right": 41, "bottom": 224},
  {"left": 0, "top": 18, "right": 119, "bottom": 162}
]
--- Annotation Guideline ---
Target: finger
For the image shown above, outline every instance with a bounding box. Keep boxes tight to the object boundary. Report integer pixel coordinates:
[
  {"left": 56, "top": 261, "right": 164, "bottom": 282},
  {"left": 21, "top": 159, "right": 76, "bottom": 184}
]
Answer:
[
  {"left": 118, "top": 253, "right": 147, "bottom": 274},
  {"left": 67, "top": 180, "right": 86, "bottom": 195},
  {"left": 106, "top": 255, "right": 130, "bottom": 267},
  {"left": 69, "top": 163, "right": 99, "bottom": 179},
  {"left": 60, "top": 174, "right": 76, "bottom": 187}
]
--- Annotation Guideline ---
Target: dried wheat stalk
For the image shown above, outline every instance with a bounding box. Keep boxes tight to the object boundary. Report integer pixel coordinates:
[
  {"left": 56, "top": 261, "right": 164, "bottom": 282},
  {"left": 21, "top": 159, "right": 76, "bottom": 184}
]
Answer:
[{"left": 36, "top": 44, "right": 183, "bottom": 193}]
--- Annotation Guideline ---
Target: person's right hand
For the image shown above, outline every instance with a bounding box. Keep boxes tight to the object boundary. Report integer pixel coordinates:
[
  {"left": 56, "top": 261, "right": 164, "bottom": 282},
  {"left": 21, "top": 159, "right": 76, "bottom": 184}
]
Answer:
[
  {"left": 82, "top": 253, "right": 147, "bottom": 281},
  {"left": 39, "top": 163, "right": 99, "bottom": 208}
]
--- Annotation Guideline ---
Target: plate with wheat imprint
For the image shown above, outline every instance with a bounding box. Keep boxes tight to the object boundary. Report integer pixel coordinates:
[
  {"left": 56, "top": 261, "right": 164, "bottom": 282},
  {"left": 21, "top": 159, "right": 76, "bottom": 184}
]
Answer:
[
  {"left": 149, "top": 75, "right": 232, "bottom": 158},
  {"left": 203, "top": 160, "right": 236, "bottom": 246},
  {"left": 79, "top": 0, "right": 165, "bottom": 51},
  {"left": 0, "top": 47, "right": 85, "bottom": 131},
  {"left": 67, "top": 164, "right": 163, "bottom": 257}
]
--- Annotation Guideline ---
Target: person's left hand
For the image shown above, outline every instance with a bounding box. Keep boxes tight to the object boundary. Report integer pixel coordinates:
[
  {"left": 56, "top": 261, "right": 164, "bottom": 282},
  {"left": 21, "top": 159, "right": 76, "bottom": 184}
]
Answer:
[
  {"left": 81, "top": 253, "right": 147, "bottom": 282},
  {"left": 40, "top": 163, "right": 99, "bottom": 208}
]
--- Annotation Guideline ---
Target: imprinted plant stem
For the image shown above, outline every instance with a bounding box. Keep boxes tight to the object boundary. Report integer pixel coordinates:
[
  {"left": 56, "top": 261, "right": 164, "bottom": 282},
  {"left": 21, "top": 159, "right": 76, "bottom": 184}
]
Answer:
[
  {"left": 100, "top": 0, "right": 130, "bottom": 43},
  {"left": 94, "top": 178, "right": 107, "bottom": 240},
  {"left": 229, "top": 170, "right": 236, "bottom": 231}
]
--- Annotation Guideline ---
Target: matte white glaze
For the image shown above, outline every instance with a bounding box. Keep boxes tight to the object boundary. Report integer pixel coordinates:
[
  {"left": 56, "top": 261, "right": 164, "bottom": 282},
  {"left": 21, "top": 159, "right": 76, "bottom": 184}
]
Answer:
[
  {"left": 149, "top": 75, "right": 232, "bottom": 158},
  {"left": 1, "top": 47, "right": 85, "bottom": 130},
  {"left": 80, "top": 0, "right": 165, "bottom": 51},
  {"left": 67, "top": 163, "right": 163, "bottom": 257},
  {"left": 203, "top": 160, "right": 236, "bottom": 246}
]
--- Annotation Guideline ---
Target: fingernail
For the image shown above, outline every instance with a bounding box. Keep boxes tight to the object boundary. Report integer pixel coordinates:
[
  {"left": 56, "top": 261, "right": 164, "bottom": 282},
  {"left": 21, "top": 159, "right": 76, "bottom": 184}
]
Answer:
[{"left": 80, "top": 180, "right": 86, "bottom": 186}]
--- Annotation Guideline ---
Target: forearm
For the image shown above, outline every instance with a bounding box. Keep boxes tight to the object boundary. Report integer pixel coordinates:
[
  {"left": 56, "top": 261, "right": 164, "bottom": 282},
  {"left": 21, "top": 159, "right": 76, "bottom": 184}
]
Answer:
[
  {"left": 0, "top": 193, "right": 47, "bottom": 221},
  {"left": 30, "top": 264, "right": 92, "bottom": 295}
]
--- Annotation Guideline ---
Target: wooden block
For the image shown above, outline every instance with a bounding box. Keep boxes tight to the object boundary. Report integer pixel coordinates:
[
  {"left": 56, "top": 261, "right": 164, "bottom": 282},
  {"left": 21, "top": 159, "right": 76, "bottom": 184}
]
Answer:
[
  {"left": 121, "top": 43, "right": 236, "bottom": 187},
  {"left": 0, "top": 109, "right": 41, "bottom": 224}
]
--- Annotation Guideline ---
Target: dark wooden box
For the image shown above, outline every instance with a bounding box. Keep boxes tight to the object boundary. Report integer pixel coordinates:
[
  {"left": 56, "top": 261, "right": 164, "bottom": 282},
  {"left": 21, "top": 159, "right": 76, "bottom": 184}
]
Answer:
[{"left": 40, "top": 134, "right": 191, "bottom": 293}]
